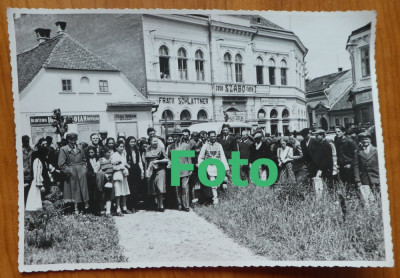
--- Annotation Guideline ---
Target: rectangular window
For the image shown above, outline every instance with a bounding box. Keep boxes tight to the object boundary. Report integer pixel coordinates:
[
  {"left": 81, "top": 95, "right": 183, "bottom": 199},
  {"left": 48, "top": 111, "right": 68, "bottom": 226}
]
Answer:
[
  {"left": 269, "top": 67, "right": 275, "bottom": 85},
  {"left": 335, "top": 118, "right": 340, "bottom": 126},
  {"left": 235, "top": 64, "right": 243, "bottom": 83},
  {"left": 99, "top": 80, "right": 109, "bottom": 92},
  {"left": 159, "top": 57, "right": 170, "bottom": 79},
  {"left": 61, "top": 79, "right": 72, "bottom": 91},
  {"left": 178, "top": 58, "right": 188, "bottom": 80},
  {"left": 361, "top": 106, "right": 370, "bottom": 123},
  {"left": 361, "top": 46, "right": 370, "bottom": 77},
  {"left": 225, "top": 62, "right": 233, "bottom": 82},
  {"left": 344, "top": 117, "right": 349, "bottom": 125},
  {"left": 195, "top": 60, "right": 205, "bottom": 81},
  {"left": 256, "top": 66, "right": 263, "bottom": 84}
]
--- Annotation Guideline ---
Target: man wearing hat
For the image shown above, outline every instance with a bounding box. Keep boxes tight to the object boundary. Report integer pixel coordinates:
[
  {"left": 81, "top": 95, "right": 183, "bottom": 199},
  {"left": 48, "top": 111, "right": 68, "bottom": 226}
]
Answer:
[
  {"left": 334, "top": 126, "right": 358, "bottom": 184},
  {"left": 189, "top": 131, "right": 203, "bottom": 206},
  {"left": 313, "top": 129, "right": 334, "bottom": 181},
  {"left": 58, "top": 133, "right": 89, "bottom": 214},
  {"left": 249, "top": 132, "right": 272, "bottom": 181},
  {"left": 238, "top": 131, "right": 253, "bottom": 180},
  {"left": 353, "top": 132, "right": 380, "bottom": 190},
  {"left": 299, "top": 128, "right": 318, "bottom": 178},
  {"left": 217, "top": 123, "right": 238, "bottom": 161},
  {"left": 98, "top": 130, "right": 108, "bottom": 147}
]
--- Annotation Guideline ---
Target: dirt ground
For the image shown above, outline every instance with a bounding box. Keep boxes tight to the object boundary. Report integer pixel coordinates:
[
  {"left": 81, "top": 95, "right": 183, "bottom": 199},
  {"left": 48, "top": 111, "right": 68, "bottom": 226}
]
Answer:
[{"left": 114, "top": 209, "right": 266, "bottom": 266}]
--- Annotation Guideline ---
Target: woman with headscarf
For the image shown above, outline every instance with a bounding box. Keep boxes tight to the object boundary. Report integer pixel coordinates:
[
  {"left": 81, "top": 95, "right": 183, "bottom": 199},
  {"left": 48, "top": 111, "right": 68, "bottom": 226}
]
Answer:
[
  {"left": 26, "top": 138, "right": 51, "bottom": 211},
  {"left": 58, "top": 133, "right": 89, "bottom": 214},
  {"left": 126, "top": 136, "right": 144, "bottom": 211}
]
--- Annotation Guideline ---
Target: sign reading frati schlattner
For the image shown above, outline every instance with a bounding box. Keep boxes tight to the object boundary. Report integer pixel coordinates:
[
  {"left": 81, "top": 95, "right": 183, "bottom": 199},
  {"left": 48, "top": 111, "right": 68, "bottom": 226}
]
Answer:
[
  {"left": 158, "top": 97, "right": 209, "bottom": 105},
  {"left": 214, "top": 84, "right": 256, "bottom": 94}
]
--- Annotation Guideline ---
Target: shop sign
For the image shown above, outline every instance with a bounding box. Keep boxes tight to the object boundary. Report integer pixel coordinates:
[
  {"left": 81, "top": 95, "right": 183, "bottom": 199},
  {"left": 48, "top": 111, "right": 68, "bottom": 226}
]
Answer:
[
  {"left": 30, "top": 114, "right": 100, "bottom": 125},
  {"left": 355, "top": 91, "right": 372, "bottom": 104},
  {"left": 158, "top": 97, "right": 209, "bottom": 105},
  {"left": 214, "top": 84, "right": 256, "bottom": 94},
  {"left": 261, "top": 98, "right": 286, "bottom": 106},
  {"left": 114, "top": 113, "right": 137, "bottom": 121}
]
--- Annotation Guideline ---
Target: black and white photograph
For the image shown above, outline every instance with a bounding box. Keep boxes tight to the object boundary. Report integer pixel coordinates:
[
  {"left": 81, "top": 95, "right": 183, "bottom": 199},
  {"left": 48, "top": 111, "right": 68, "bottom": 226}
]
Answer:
[{"left": 8, "top": 9, "right": 393, "bottom": 272}]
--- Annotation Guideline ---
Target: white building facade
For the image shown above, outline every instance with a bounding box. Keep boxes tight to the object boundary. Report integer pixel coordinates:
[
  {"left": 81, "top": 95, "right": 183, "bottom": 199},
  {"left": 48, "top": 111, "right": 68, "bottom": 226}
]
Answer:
[
  {"left": 142, "top": 14, "right": 309, "bottom": 136},
  {"left": 18, "top": 26, "right": 153, "bottom": 145}
]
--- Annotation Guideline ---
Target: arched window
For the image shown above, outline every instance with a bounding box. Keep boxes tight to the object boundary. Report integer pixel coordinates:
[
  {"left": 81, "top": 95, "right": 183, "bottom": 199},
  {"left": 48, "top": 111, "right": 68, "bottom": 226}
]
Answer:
[
  {"left": 282, "top": 108, "right": 290, "bottom": 118},
  {"left": 159, "top": 46, "right": 170, "bottom": 79},
  {"left": 195, "top": 50, "right": 205, "bottom": 81},
  {"left": 161, "top": 109, "right": 174, "bottom": 120},
  {"left": 235, "top": 54, "right": 243, "bottom": 82},
  {"left": 280, "top": 60, "right": 288, "bottom": 85},
  {"left": 197, "top": 109, "right": 208, "bottom": 120},
  {"left": 80, "top": 76, "right": 89, "bottom": 84},
  {"left": 224, "top": 52, "right": 233, "bottom": 82},
  {"left": 257, "top": 109, "right": 266, "bottom": 119},
  {"left": 268, "top": 58, "right": 276, "bottom": 85},
  {"left": 178, "top": 48, "right": 188, "bottom": 80},
  {"left": 270, "top": 109, "right": 278, "bottom": 118},
  {"left": 256, "top": 57, "right": 263, "bottom": 84},
  {"left": 180, "top": 109, "right": 191, "bottom": 121}
]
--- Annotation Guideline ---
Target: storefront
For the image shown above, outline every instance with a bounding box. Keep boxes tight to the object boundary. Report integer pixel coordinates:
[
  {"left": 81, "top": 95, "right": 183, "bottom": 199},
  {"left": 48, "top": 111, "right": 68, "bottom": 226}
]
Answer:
[{"left": 150, "top": 95, "right": 213, "bottom": 136}]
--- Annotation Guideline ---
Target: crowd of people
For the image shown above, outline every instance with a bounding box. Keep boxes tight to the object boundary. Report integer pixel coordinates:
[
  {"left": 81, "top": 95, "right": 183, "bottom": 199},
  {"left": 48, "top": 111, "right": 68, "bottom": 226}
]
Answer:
[{"left": 22, "top": 123, "right": 380, "bottom": 216}]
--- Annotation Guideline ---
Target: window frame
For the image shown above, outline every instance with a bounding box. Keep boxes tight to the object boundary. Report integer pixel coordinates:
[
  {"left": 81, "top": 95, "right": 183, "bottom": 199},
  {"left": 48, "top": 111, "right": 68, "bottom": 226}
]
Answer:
[
  {"left": 360, "top": 45, "right": 370, "bottom": 77},
  {"left": 159, "top": 45, "right": 171, "bottom": 80},
  {"left": 177, "top": 48, "right": 188, "bottom": 80},
  {"left": 235, "top": 54, "right": 243, "bottom": 83},
  {"left": 224, "top": 52, "right": 233, "bottom": 82},
  {"left": 61, "top": 79, "right": 72, "bottom": 92},
  {"left": 99, "top": 80, "right": 109, "bottom": 92},
  {"left": 195, "top": 50, "right": 205, "bottom": 81}
]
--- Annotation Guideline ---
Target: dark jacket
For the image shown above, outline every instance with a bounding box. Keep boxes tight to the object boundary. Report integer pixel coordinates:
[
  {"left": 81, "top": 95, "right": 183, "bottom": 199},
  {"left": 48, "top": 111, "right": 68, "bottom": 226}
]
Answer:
[
  {"left": 313, "top": 139, "right": 333, "bottom": 177},
  {"left": 249, "top": 141, "right": 272, "bottom": 164},
  {"left": 238, "top": 139, "right": 253, "bottom": 159},
  {"left": 353, "top": 145, "right": 380, "bottom": 185},
  {"left": 218, "top": 135, "right": 238, "bottom": 160},
  {"left": 334, "top": 136, "right": 358, "bottom": 167},
  {"left": 300, "top": 137, "right": 318, "bottom": 171}
]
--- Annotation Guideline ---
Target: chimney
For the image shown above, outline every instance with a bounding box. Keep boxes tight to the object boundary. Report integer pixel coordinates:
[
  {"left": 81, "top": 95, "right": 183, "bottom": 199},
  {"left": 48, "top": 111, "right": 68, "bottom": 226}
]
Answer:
[
  {"left": 34, "top": 28, "right": 51, "bottom": 44},
  {"left": 55, "top": 21, "right": 67, "bottom": 33},
  {"left": 338, "top": 67, "right": 343, "bottom": 72}
]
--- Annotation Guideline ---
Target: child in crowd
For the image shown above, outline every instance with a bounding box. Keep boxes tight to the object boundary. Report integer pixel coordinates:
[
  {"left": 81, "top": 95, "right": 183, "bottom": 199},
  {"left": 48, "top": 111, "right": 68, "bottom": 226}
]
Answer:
[{"left": 95, "top": 147, "right": 114, "bottom": 216}]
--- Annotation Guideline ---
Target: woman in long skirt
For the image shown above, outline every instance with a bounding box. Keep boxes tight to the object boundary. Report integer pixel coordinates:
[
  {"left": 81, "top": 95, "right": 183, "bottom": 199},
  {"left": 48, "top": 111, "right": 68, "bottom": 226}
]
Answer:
[
  {"left": 26, "top": 138, "right": 51, "bottom": 211},
  {"left": 126, "top": 136, "right": 144, "bottom": 211},
  {"left": 145, "top": 137, "right": 169, "bottom": 212}
]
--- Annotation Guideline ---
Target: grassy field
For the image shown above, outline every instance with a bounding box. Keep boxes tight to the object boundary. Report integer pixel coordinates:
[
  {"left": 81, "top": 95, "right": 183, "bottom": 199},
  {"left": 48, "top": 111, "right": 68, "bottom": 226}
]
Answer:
[
  {"left": 24, "top": 210, "right": 127, "bottom": 265},
  {"left": 195, "top": 182, "right": 385, "bottom": 261}
]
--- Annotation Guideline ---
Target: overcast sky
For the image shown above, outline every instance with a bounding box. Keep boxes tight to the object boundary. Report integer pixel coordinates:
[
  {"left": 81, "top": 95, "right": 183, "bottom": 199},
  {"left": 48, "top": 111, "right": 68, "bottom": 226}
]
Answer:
[{"left": 262, "top": 11, "right": 375, "bottom": 79}]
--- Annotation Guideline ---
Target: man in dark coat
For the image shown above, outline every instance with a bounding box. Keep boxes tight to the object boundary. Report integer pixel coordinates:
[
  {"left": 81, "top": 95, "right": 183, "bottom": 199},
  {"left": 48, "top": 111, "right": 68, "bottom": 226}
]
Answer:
[
  {"left": 22, "top": 135, "right": 33, "bottom": 206},
  {"left": 313, "top": 129, "right": 333, "bottom": 180},
  {"left": 217, "top": 123, "right": 238, "bottom": 161},
  {"left": 334, "top": 126, "right": 358, "bottom": 184},
  {"left": 299, "top": 128, "right": 319, "bottom": 178},
  {"left": 354, "top": 132, "right": 380, "bottom": 189},
  {"left": 84, "top": 133, "right": 104, "bottom": 159},
  {"left": 238, "top": 131, "right": 253, "bottom": 179},
  {"left": 249, "top": 132, "right": 273, "bottom": 181}
]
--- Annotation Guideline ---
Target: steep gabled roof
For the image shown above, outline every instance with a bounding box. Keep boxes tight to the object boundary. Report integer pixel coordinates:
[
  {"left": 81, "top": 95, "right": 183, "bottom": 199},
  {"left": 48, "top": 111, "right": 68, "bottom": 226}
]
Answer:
[
  {"left": 17, "top": 33, "right": 119, "bottom": 93},
  {"left": 306, "top": 70, "right": 350, "bottom": 94},
  {"left": 330, "top": 91, "right": 353, "bottom": 111}
]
